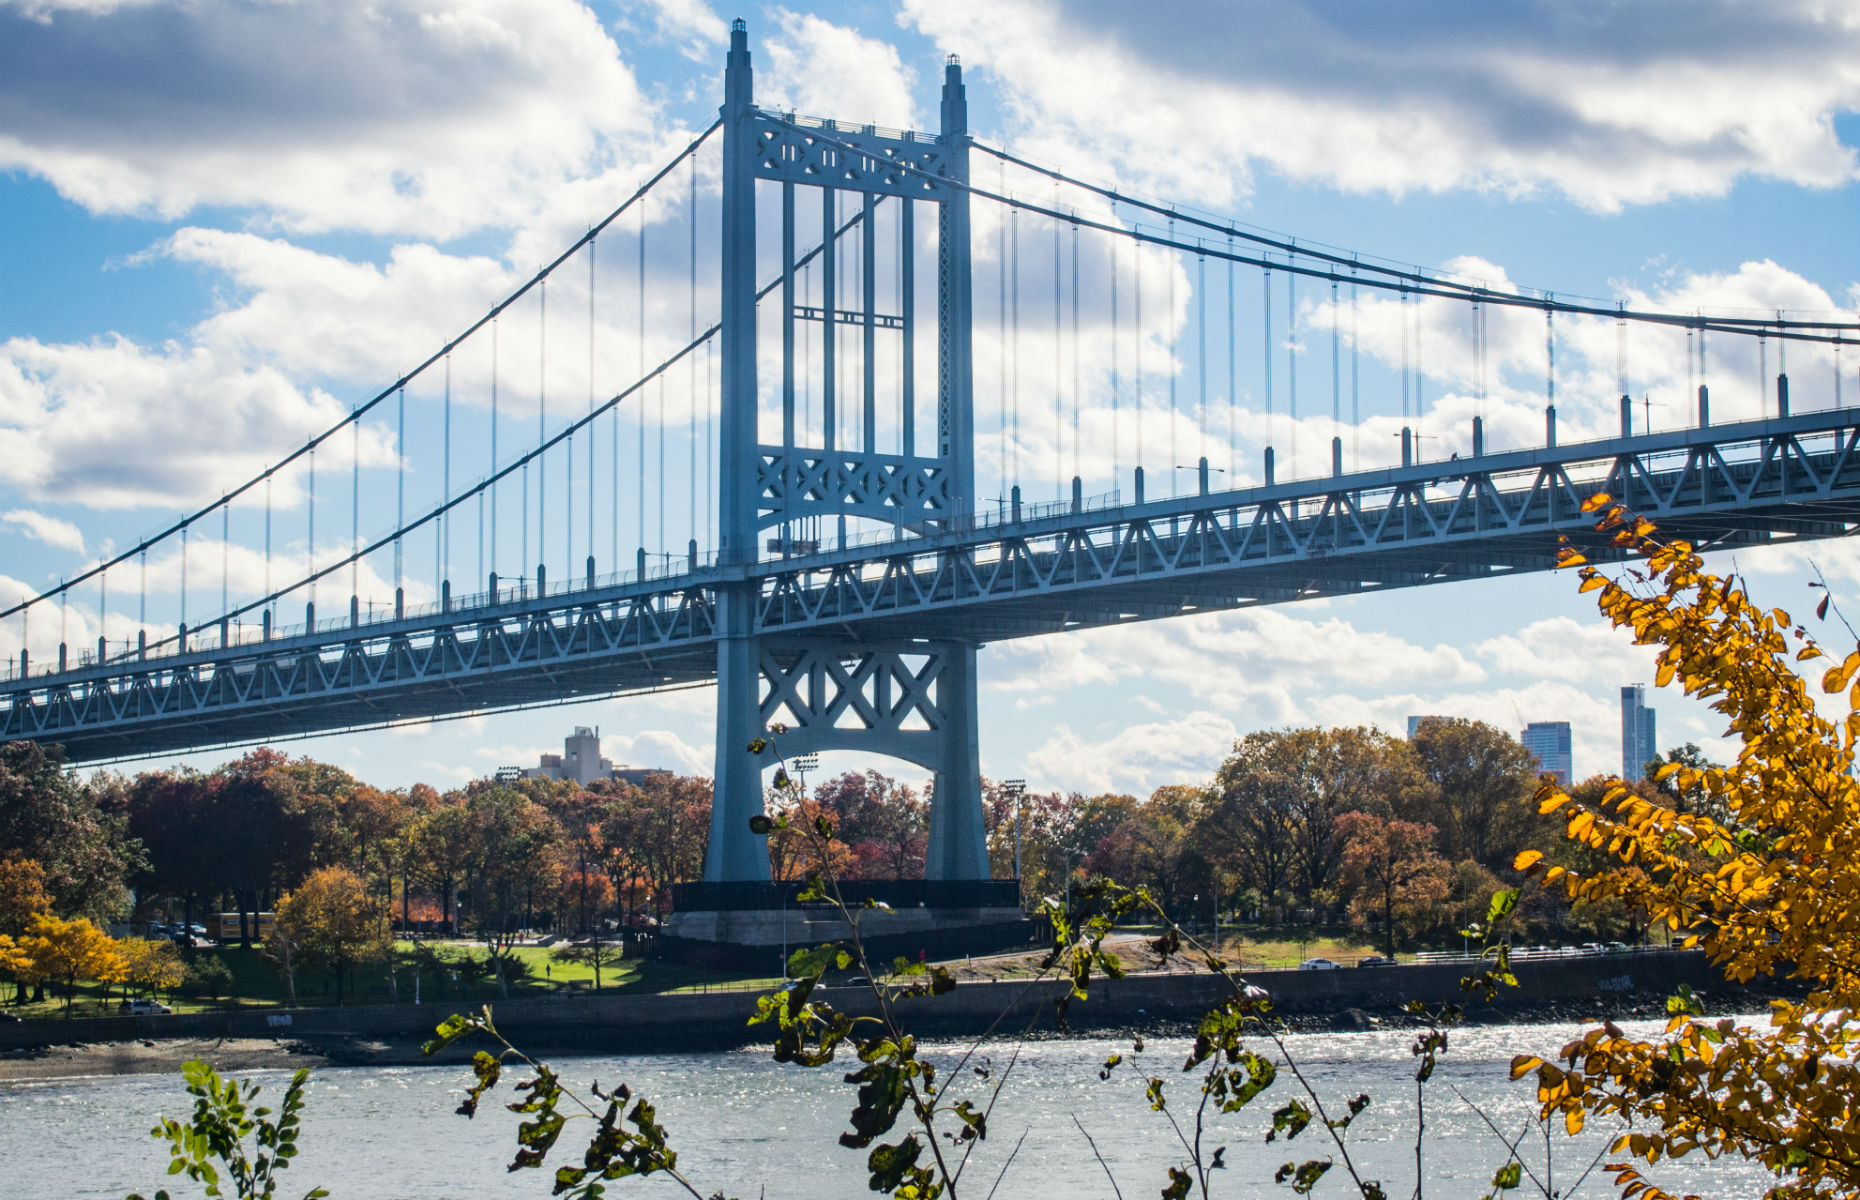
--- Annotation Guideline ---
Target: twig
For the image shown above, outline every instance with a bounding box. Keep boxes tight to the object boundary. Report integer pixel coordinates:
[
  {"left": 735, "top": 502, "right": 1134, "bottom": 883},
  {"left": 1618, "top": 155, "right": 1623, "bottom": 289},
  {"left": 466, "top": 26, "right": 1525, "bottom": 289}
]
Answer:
[
  {"left": 984, "top": 1129, "right": 1029, "bottom": 1200},
  {"left": 1072, "top": 1112, "right": 1125, "bottom": 1200}
]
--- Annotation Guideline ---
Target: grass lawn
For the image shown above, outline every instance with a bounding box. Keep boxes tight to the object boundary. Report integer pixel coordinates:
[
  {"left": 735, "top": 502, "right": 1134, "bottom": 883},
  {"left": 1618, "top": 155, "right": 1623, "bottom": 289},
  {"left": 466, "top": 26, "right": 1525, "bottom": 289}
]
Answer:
[{"left": 2, "top": 939, "right": 789, "bottom": 1023}]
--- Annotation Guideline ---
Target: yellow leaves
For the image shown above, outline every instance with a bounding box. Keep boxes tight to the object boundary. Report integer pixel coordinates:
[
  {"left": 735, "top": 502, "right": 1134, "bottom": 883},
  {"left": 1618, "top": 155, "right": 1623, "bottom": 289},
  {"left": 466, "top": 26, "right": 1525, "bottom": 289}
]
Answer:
[
  {"left": 1655, "top": 660, "right": 1677, "bottom": 688},
  {"left": 1538, "top": 790, "right": 1570, "bottom": 815},
  {"left": 1564, "top": 1106, "right": 1586, "bottom": 1136},
  {"left": 1510, "top": 1055, "right": 1544, "bottom": 1081},
  {"left": 1580, "top": 491, "right": 1614, "bottom": 514},
  {"left": 1822, "top": 650, "right": 1860, "bottom": 695},
  {"left": 1513, "top": 850, "right": 1544, "bottom": 872},
  {"left": 1579, "top": 574, "right": 1609, "bottom": 594},
  {"left": 1569, "top": 811, "right": 1596, "bottom": 840},
  {"left": 1654, "top": 762, "right": 1681, "bottom": 782}
]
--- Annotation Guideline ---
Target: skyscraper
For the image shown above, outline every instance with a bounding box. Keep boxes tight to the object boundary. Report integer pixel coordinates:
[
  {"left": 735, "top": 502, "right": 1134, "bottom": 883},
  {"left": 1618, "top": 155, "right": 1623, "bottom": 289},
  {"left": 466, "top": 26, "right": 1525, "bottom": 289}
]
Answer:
[
  {"left": 1621, "top": 685, "right": 1657, "bottom": 779},
  {"left": 1519, "top": 721, "right": 1573, "bottom": 784}
]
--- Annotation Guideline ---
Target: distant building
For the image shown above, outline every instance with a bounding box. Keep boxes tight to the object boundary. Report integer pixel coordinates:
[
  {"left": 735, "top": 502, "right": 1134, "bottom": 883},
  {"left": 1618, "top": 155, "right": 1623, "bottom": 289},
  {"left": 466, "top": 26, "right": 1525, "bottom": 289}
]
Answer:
[
  {"left": 1406, "top": 715, "right": 1445, "bottom": 738},
  {"left": 518, "top": 726, "right": 669, "bottom": 787},
  {"left": 1519, "top": 721, "right": 1573, "bottom": 784},
  {"left": 1621, "top": 685, "right": 1657, "bottom": 779}
]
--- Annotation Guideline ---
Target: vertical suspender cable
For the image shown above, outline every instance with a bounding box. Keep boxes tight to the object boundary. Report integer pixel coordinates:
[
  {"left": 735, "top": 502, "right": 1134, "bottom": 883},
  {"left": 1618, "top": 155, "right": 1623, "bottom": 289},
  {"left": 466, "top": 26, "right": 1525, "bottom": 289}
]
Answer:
[
  {"left": 1071, "top": 217, "right": 1080, "bottom": 484},
  {"left": 220, "top": 501, "right": 228, "bottom": 631},
  {"left": 1263, "top": 264, "right": 1273, "bottom": 456},
  {"left": 1168, "top": 217, "right": 1177, "bottom": 493},
  {"left": 1053, "top": 186, "right": 1062, "bottom": 500},
  {"left": 1226, "top": 242, "right": 1236, "bottom": 478},
  {"left": 395, "top": 386, "right": 405, "bottom": 602},
  {"left": 1330, "top": 278, "right": 1340, "bottom": 429},
  {"left": 351, "top": 405, "right": 359, "bottom": 606},
  {"left": 1011, "top": 204, "right": 1020, "bottom": 489},
  {"left": 1545, "top": 306, "right": 1555, "bottom": 417},
  {"left": 587, "top": 238, "right": 596, "bottom": 572},
  {"left": 490, "top": 317, "right": 499, "bottom": 579},
  {"left": 443, "top": 356, "right": 451, "bottom": 593},
  {"left": 997, "top": 166, "right": 1006, "bottom": 499},
  {"left": 1287, "top": 263, "right": 1297, "bottom": 466},
  {"left": 306, "top": 445, "right": 315, "bottom": 610},
  {"left": 1110, "top": 209, "right": 1119, "bottom": 486},
  {"left": 536, "top": 278, "right": 545, "bottom": 580},
  {"left": 638, "top": 202, "right": 647, "bottom": 559},
  {"left": 264, "top": 474, "right": 272, "bottom": 626},
  {"left": 1401, "top": 289, "right": 1410, "bottom": 421},
  {"left": 1759, "top": 332, "right": 1767, "bottom": 417},
  {"left": 1349, "top": 272, "right": 1359, "bottom": 469},
  {"left": 690, "top": 155, "right": 698, "bottom": 549},
  {"left": 1135, "top": 221, "right": 1143, "bottom": 483},
  {"left": 658, "top": 373, "right": 667, "bottom": 555},
  {"left": 1197, "top": 251, "right": 1207, "bottom": 468}
]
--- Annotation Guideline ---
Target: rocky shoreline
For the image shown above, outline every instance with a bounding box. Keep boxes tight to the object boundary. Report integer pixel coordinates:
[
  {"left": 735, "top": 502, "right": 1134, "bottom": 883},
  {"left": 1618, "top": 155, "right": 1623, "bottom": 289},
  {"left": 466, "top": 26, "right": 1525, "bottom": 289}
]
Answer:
[{"left": 0, "top": 978, "right": 1793, "bottom": 1084}]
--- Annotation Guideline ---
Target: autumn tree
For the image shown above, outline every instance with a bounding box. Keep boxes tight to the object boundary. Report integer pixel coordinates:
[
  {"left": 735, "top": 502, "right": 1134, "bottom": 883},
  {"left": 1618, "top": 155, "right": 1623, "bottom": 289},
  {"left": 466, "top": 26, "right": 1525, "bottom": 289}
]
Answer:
[
  {"left": 273, "top": 866, "right": 388, "bottom": 1006},
  {"left": 0, "top": 852, "right": 51, "bottom": 937},
  {"left": 0, "top": 740, "right": 140, "bottom": 922},
  {"left": 461, "top": 784, "right": 558, "bottom": 996},
  {"left": 117, "top": 937, "right": 187, "bottom": 1000},
  {"left": 1510, "top": 496, "right": 1860, "bottom": 1199},
  {"left": 1405, "top": 716, "right": 1541, "bottom": 873},
  {"left": 18, "top": 912, "right": 123, "bottom": 1014},
  {"left": 600, "top": 774, "right": 709, "bottom": 922},
  {"left": 1333, "top": 811, "right": 1451, "bottom": 957}
]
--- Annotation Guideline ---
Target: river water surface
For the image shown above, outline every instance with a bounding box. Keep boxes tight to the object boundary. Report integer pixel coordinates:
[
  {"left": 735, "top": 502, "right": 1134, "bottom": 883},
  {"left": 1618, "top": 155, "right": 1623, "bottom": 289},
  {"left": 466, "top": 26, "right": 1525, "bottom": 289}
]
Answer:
[{"left": 2, "top": 1018, "right": 1770, "bottom": 1199}]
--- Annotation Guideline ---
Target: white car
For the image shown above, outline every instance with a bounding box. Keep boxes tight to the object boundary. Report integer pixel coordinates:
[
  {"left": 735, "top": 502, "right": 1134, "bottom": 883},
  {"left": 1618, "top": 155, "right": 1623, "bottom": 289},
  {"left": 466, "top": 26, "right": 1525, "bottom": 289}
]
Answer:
[
  {"left": 120, "top": 997, "right": 173, "bottom": 1015},
  {"left": 1297, "top": 957, "right": 1344, "bottom": 971}
]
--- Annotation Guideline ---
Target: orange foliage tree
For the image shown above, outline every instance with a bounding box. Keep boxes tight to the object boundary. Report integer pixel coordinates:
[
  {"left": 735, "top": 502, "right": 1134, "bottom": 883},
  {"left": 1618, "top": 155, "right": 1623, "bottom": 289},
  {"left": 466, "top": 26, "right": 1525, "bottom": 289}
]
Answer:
[{"left": 1513, "top": 493, "right": 1860, "bottom": 1199}]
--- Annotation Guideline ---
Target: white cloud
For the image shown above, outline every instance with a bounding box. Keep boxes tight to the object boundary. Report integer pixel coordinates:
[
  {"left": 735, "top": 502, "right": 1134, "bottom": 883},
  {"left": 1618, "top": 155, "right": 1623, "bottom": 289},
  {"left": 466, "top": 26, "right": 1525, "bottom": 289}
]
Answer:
[
  {"left": 990, "top": 607, "right": 1484, "bottom": 722},
  {"left": 760, "top": 10, "right": 919, "bottom": 130},
  {"left": 1025, "top": 710, "right": 1237, "bottom": 795},
  {"left": 2, "top": 508, "right": 84, "bottom": 553},
  {"left": 903, "top": 0, "right": 1860, "bottom": 213},
  {"left": 615, "top": 0, "right": 725, "bottom": 60},
  {"left": 0, "top": 0, "right": 659, "bottom": 235}
]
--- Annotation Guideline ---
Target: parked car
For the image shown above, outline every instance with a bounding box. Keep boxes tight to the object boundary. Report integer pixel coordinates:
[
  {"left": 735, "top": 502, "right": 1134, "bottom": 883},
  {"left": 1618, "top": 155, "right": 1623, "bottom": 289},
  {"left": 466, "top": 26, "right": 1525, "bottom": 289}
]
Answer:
[
  {"left": 1355, "top": 955, "right": 1395, "bottom": 968},
  {"left": 1297, "top": 957, "right": 1343, "bottom": 971},
  {"left": 120, "top": 998, "right": 173, "bottom": 1016},
  {"left": 1604, "top": 941, "right": 1632, "bottom": 954}
]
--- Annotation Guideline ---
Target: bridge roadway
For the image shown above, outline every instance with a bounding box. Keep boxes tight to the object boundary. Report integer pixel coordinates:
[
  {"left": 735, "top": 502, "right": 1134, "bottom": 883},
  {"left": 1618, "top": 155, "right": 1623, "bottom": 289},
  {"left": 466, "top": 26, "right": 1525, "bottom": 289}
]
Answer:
[{"left": 8, "top": 408, "right": 1859, "bottom": 762}]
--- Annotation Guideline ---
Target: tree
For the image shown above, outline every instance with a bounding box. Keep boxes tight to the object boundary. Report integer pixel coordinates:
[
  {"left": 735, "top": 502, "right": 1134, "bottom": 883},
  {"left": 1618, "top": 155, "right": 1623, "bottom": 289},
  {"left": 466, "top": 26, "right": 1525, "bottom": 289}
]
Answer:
[
  {"left": 18, "top": 911, "right": 123, "bottom": 1014},
  {"left": 1333, "top": 812, "right": 1451, "bottom": 957},
  {"left": 0, "top": 933, "right": 28, "bottom": 1004},
  {"left": 0, "top": 740, "right": 140, "bottom": 922},
  {"left": 460, "top": 785, "right": 558, "bottom": 996},
  {"left": 552, "top": 939, "right": 626, "bottom": 992},
  {"left": 1405, "top": 717, "right": 1540, "bottom": 873},
  {"left": 1511, "top": 497, "right": 1860, "bottom": 1199},
  {"left": 118, "top": 937, "right": 188, "bottom": 1000},
  {"left": 273, "top": 867, "right": 388, "bottom": 1007},
  {"left": 0, "top": 852, "right": 51, "bottom": 937},
  {"left": 409, "top": 802, "right": 474, "bottom": 932}
]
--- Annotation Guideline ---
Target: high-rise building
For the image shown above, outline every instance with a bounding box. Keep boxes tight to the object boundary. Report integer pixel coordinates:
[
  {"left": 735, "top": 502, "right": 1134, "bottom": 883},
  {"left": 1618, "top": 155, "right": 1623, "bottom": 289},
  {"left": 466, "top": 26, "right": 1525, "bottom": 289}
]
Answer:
[
  {"left": 1519, "top": 721, "right": 1573, "bottom": 784},
  {"left": 1406, "top": 715, "right": 1445, "bottom": 739},
  {"left": 1621, "top": 685, "right": 1657, "bottom": 779}
]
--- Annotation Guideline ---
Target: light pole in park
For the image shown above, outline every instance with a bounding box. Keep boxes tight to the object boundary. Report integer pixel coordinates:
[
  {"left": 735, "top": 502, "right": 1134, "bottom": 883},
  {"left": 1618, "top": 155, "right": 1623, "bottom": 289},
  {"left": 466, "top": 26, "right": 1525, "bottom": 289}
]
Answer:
[
  {"left": 781, "top": 755, "right": 818, "bottom": 978},
  {"left": 1002, "top": 779, "right": 1028, "bottom": 883}
]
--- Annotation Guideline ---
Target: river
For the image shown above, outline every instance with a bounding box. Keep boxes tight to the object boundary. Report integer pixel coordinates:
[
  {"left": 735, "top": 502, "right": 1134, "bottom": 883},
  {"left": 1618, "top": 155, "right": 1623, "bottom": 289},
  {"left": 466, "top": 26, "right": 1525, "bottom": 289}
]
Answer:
[{"left": 1, "top": 1017, "right": 1769, "bottom": 1199}]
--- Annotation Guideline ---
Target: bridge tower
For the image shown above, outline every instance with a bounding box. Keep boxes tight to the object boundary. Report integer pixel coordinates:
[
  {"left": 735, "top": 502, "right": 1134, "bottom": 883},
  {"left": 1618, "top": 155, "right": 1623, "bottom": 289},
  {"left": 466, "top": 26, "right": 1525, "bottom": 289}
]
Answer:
[{"left": 705, "top": 21, "right": 989, "bottom": 882}]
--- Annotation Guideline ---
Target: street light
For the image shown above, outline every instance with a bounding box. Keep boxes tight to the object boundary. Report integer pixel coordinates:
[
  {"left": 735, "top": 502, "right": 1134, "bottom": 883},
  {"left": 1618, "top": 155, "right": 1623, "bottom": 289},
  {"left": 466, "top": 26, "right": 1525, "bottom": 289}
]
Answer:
[
  {"left": 1002, "top": 780, "right": 1028, "bottom": 881},
  {"left": 1063, "top": 849, "right": 1088, "bottom": 920}
]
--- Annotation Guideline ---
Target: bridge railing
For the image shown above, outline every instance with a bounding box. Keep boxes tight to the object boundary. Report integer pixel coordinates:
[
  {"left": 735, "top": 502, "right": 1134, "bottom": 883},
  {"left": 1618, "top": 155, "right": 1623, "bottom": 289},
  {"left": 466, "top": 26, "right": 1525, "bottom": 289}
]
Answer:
[{"left": 6, "top": 411, "right": 1856, "bottom": 689}]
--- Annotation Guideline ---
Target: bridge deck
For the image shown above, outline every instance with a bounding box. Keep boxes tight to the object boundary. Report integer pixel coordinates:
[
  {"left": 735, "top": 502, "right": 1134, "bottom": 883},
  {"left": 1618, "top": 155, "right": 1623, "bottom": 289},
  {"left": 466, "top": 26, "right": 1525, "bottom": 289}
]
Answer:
[{"left": 8, "top": 410, "right": 1858, "bottom": 762}]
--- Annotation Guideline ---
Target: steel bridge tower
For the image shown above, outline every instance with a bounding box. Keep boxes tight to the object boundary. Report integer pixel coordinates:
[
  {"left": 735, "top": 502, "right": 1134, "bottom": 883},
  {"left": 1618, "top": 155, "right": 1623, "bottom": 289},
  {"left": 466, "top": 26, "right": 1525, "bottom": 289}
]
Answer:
[{"left": 706, "top": 21, "right": 988, "bottom": 882}]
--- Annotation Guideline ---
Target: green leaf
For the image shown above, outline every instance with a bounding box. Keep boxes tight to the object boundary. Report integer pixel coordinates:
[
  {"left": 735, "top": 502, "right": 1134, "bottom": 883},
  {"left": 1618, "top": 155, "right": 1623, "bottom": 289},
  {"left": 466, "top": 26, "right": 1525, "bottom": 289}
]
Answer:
[
  {"left": 747, "top": 814, "right": 775, "bottom": 835},
  {"left": 1486, "top": 889, "right": 1519, "bottom": 924}
]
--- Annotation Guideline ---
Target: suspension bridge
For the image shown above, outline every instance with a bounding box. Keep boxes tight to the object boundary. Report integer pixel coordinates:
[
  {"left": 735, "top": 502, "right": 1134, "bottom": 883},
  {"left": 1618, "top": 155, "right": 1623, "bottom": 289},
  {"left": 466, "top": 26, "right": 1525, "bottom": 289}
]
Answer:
[{"left": 3, "top": 22, "right": 1856, "bottom": 888}]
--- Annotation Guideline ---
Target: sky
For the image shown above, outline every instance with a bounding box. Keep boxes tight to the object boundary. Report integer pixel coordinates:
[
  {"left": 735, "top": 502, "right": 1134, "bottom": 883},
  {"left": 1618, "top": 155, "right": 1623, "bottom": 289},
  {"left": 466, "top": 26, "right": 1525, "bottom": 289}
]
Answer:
[{"left": 1, "top": 0, "right": 1859, "bottom": 797}]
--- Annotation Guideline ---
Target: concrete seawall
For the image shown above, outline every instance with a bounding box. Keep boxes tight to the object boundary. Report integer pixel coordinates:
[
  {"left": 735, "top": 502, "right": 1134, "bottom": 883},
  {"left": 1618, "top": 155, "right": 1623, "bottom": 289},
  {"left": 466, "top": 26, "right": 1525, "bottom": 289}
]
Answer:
[{"left": 0, "top": 950, "right": 1721, "bottom": 1056}]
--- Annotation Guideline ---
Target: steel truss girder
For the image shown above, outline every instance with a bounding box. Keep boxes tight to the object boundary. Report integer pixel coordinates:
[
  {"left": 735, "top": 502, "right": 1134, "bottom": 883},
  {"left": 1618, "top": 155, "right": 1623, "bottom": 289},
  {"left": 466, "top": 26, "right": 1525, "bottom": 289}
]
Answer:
[
  {"left": 756, "top": 445, "right": 952, "bottom": 528},
  {"left": 750, "top": 115, "right": 952, "bottom": 200},
  {"left": 10, "top": 413, "right": 1860, "bottom": 762}
]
